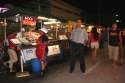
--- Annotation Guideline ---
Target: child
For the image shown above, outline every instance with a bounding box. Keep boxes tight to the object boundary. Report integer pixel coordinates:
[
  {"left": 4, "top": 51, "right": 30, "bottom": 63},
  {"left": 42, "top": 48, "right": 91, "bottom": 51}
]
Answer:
[{"left": 36, "top": 28, "right": 48, "bottom": 77}]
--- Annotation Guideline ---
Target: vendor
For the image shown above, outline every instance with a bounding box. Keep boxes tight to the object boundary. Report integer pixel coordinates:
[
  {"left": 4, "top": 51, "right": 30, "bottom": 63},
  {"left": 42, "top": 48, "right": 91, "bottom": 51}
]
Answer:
[{"left": 4, "top": 33, "right": 18, "bottom": 72}]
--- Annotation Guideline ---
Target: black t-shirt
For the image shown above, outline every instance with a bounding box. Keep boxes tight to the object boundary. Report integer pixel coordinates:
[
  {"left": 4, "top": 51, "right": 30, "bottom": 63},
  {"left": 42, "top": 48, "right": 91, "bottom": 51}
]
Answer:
[{"left": 109, "top": 29, "right": 120, "bottom": 46}]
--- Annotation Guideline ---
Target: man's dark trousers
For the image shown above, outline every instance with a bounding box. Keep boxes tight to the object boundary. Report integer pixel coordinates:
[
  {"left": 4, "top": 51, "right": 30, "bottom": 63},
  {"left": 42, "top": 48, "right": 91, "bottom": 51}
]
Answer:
[{"left": 69, "top": 41, "right": 86, "bottom": 73}]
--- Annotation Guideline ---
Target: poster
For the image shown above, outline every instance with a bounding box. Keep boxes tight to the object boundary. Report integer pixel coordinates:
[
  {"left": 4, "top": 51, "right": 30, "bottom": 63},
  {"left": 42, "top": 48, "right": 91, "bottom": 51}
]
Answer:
[{"left": 21, "top": 48, "right": 36, "bottom": 61}]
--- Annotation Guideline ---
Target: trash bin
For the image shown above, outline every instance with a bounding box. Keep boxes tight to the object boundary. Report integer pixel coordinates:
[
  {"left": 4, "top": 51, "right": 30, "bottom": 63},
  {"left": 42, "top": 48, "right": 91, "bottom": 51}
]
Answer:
[{"left": 31, "top": 58, "right": 41, "bottom": 73}]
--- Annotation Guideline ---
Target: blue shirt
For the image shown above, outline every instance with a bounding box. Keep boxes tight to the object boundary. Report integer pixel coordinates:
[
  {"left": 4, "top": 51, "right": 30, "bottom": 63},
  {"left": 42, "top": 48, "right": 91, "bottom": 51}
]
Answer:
[{"left": 70, "top": 27, "right": 88, "bottom": 44}]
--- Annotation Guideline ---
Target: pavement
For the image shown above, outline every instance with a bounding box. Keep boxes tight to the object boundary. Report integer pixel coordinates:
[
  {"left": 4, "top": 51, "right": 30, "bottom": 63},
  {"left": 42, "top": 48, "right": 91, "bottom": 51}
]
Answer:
[{"left": 0, "top": 49, "right": 125, "bottom": 83}]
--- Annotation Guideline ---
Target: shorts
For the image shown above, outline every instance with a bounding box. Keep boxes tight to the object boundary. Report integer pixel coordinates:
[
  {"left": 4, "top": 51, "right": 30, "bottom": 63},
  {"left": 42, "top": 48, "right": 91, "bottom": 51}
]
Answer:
[
  {"left": 91, "top": 42, "right": 99, "bottom": 49},
  {"left": 8, "top": 49, "right": 18, "bottom": 63},
  {"left": 108, "top": 45, "right": 119, "bottom": 61}
]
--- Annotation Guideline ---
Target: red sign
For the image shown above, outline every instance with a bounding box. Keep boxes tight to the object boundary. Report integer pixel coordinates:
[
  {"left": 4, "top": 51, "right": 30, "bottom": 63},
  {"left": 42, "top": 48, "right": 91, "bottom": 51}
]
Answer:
[{"left": 22, "top": 16, "right": 36, "bottom": 26}]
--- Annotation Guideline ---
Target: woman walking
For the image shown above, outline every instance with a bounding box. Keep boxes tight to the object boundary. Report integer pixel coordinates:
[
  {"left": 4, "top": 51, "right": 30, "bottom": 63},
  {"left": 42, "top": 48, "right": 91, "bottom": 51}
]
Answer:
[{"left": 88, "top": 27, "right": 100, "bottom": 63}]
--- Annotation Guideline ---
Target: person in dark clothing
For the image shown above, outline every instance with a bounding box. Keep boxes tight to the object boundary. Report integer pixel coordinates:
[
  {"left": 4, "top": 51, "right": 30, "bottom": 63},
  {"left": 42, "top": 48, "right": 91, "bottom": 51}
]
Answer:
[
  {"left": 120, "top": 28, "right": 125, "bottom": 63},
  {"left": 99, "top": 28, "right": 108, "bottom": 59},
  {"left": 108, "top": 23, "right": 120, "bottom": 67},
  {"left": 99, "top": 30, "right": 105, "bottom": 49}
]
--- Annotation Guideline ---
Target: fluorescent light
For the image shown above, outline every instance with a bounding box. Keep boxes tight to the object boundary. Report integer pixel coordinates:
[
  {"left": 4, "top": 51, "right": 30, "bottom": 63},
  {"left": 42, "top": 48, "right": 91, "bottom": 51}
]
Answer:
[
  {"left": 37, "top": 16, "right": 48, "bottom": 20},
  {"left": 48, "top": 18, "right": 57, "bottom": 22},
  {"left": 44, "top": 21, "right": 61, "bottom": 25}
]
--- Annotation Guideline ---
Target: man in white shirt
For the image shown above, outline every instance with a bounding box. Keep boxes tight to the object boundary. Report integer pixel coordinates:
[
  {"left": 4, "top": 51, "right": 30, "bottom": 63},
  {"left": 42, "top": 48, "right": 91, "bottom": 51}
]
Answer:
[{"left": 69, "top": 19, "right": 88, "bottom": 74}]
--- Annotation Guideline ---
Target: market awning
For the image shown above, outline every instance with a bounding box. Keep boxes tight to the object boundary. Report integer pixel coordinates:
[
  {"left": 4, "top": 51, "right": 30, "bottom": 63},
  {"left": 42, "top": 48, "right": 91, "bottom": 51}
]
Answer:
[{"left": 0, "top": 8, "right": 20, "bottom": 18}]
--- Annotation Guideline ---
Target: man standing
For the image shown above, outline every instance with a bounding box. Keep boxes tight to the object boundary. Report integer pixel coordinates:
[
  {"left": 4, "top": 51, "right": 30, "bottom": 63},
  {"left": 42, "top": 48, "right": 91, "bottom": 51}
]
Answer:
[
  {"left": 69, "top": 19, "right": 88, "bottom": 74},
  {"left": 108, "top": 23, "right": 120, "bottom": 67}
]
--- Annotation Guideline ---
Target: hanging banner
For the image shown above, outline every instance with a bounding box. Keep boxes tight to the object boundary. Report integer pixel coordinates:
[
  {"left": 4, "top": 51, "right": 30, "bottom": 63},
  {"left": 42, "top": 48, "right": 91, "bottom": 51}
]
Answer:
[{"left": 22, "top": 16, "right": 36, "bottom": 26}]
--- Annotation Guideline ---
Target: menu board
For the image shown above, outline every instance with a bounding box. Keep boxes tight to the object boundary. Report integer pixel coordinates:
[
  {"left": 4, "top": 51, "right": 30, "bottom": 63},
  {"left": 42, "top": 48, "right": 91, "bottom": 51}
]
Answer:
[{"left": 48, "top": 45, "right": 60, "bottom": 56}]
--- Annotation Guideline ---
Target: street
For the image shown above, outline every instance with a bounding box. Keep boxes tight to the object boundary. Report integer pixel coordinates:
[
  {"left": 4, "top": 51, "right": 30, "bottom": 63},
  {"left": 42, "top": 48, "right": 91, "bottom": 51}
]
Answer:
[{"left": 0, "top": 50, "right": 125, "bottom": 83}]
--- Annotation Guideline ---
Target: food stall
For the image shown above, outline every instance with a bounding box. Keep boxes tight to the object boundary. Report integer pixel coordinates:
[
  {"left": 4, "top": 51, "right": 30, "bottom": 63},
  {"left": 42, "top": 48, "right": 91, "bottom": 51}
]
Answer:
[
  {"left": 13, "top": 15, "right": 64, "bottom": 74},
  {"left": 1, "top": 10, "right": 70, "bottom": 76}
]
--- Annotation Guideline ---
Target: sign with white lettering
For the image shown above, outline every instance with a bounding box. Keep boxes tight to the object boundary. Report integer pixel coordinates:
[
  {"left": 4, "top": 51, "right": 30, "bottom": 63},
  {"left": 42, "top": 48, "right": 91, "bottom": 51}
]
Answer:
[{"left": 22, "top": 16, "right": 36, "bottom": 26}]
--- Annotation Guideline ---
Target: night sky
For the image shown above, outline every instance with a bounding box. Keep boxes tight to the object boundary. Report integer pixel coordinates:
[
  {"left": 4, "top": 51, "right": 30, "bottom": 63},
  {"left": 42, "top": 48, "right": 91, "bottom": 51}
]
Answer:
[
  {"left": 0, "top": 0, "right": 125, "bottom": 26},
  {"left": 64, "top": 0, "right": 124, "bottom": 15},
  {"left": 0, "top": 0, "right": 124, "bottom": 14},
  {"left": 63, "top": 0, "right": 125, "bottom": 26}
]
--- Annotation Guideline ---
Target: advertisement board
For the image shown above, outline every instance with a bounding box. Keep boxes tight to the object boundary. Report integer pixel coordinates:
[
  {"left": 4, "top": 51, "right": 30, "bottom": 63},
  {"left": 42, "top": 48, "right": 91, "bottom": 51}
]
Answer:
[
  {"left": 48, "top": 45, "right": 60, "bottom": 56},
  {"left": 22, "top": 16, "right": 36, "bottom": 26}
]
